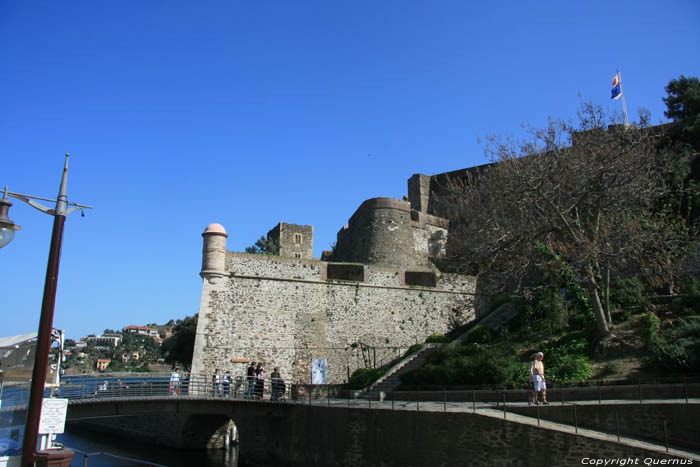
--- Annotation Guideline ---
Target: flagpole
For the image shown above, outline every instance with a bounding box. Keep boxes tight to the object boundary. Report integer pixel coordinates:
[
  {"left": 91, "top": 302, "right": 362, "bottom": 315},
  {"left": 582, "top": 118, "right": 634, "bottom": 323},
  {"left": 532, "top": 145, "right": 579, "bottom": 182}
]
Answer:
[{"left": 617, "top": 69, "right": 630, "bottom": 128}]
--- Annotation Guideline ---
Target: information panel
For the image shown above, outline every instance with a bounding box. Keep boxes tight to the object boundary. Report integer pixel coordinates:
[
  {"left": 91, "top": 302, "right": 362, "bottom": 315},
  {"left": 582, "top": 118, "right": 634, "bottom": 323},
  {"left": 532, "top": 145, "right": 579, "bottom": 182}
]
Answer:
[{"left": 38, "top": 398, "right": 68, "bottom": 435}]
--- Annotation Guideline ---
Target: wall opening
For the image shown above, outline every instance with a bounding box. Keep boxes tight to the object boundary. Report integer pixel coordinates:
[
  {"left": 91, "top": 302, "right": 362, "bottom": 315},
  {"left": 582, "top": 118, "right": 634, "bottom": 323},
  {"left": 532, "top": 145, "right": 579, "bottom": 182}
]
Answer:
[
  {"left": 326, "top": 263, "right": 365, "bottom": 282},
  {"left": 404, "top": 271, "right": 437, "bottom": 287}
]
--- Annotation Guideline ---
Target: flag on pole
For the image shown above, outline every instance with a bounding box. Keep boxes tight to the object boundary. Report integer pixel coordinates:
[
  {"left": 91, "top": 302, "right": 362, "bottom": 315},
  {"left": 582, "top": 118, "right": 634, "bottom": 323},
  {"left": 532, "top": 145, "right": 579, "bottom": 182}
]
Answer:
[{"left": 611, "top": 72, "right": 622, "bottom": 100}]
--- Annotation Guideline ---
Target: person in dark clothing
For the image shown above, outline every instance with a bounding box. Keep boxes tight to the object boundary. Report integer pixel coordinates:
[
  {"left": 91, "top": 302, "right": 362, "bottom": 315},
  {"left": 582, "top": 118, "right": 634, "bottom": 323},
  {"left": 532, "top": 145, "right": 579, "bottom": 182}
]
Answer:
[
  {"left": 270, "top": 367, "right": 284, "bottom": 401},
  {"left": 245, "top": 362, "right": 256, "bottom": 399},
  {"left": 254, "top": 364, "right": 265, "bottom": 399}
]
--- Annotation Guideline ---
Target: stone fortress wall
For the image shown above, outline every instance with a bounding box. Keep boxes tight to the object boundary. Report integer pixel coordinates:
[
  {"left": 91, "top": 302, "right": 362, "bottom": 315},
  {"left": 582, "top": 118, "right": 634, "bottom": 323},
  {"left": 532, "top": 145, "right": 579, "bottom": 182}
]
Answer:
[
  {"left": 192, "top": 168, "right": 482, "bottom": 385},
  {"left": 192, "top": 248, "right": 476, "bottom": 384}
]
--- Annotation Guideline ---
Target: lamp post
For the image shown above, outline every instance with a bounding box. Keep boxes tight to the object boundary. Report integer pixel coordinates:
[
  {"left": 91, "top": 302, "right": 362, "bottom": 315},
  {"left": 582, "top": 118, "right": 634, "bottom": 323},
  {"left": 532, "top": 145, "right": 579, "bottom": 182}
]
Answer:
[{"left": 1, "top": 154, "right": 92, "bottom": 467}]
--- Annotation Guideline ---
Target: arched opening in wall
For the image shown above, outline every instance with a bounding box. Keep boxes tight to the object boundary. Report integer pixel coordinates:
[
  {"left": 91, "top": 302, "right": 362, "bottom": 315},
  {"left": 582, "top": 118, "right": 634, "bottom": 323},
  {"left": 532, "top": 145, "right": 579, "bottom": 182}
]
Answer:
[{"left": 180, "top": 414, "right": 239, "bottom": 451}]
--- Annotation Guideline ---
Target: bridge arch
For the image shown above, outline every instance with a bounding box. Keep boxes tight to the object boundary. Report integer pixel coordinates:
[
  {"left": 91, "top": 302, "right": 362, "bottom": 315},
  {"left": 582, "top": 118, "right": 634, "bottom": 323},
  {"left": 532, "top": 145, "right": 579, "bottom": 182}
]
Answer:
[{"left": 180, "top": 414, "right": 238, "bottom": 449}]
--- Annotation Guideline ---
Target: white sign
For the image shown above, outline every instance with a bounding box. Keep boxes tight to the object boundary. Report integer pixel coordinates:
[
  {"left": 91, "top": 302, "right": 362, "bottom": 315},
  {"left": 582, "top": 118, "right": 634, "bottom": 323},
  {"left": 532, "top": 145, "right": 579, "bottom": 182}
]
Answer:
[
  {"left": 38, "top": 398, "right": 68, "bottom": 435},
  {"left": 311, "top": 358, "right": 327, "bottom": 384}
]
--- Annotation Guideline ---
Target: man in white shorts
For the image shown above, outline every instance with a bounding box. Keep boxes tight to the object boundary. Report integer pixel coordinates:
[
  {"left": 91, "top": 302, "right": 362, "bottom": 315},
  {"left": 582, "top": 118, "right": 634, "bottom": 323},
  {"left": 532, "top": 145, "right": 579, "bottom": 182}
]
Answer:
[{"left": 530, "top": 352, "right": 548, "bottom": 405}]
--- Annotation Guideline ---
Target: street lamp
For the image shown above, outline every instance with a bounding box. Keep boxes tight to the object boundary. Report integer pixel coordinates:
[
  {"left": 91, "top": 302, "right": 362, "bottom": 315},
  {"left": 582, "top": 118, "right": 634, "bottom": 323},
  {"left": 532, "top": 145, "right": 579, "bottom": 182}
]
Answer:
[
  {"left": 1, "top": 154, "right": 92, "bottom": 467},
  {"left": 0, "top": 187, "right": 21, "bottom": 248}
]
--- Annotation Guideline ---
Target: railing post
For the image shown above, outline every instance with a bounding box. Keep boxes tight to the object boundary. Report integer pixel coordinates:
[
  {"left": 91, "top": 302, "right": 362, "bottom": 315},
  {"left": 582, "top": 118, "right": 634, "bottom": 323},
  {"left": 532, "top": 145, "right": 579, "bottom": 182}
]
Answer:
[
  {"left": 663, "top": 420, "right": 669, "bottom": 452},
  {"left": 597, "top": 380, "right": 601, "bottom": 404},
  {"left": 472, "top": 390, "right": 475, "bottom": 413},
  {"left": 615, "top": 410, "right": 620, "bottom": 442},
  {"left": 443, "top": 388, "right": 446, "bottom": 412},
  {"left": 536, "top": 402, "right": 540, "bottom": 427},
  {"left": 503, "top": 392, "right": 507, "bottom": 419},
  {"left": 573, "top": 404, "right": 578, "bottom": 435},
  {"left": 684, "top": 376, "right": 688, "bottom": 403},
  {"left": 560, "top": 380, "right": 564, "bottom": 405},
  {"left": 638, "top": 379, "right": 642, "bottom": 403}
]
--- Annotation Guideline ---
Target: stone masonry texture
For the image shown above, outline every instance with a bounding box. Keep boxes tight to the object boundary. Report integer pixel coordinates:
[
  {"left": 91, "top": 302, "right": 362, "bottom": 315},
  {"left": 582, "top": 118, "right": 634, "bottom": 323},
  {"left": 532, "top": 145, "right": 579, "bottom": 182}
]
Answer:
[{"left": 192, "top": 251, "right": 476, "bottom": 384}]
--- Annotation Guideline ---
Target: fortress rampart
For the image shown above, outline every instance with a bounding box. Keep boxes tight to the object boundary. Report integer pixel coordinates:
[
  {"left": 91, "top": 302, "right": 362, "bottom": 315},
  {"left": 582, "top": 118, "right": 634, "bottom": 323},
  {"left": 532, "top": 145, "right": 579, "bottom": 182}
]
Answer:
[
  {"left": 331, "top": 197, "right": 448, "bottom": 269},
  {"left": 192, "top": 167, "right": 495, "bottom": 384},
  {"left": 192, "top": 236, "right": 476, "bottom": 384}
]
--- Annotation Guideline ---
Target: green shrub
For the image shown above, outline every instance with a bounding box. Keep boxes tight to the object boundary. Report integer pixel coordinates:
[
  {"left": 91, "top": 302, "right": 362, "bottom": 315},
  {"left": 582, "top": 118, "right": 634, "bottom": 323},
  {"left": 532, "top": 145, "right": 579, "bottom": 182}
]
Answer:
[
  {"left": 405, "top": 343, "right": 423, "bottom": 356},
  {"left": 467, "top": 325, "right": 496, "bottom": 344},
  {"left": 348, "top": 368, "right": 385, "bottom": 388},
  {"left": 681, "top": 278, "right": 700, "bottom": 311},
  {"left": 611, "top": 276, "right": 650, "bottom": 309},
  {"left": 639, "top": 313, "right": 661, "bottom": 349},
  {"left": 538, "top": 331, "right": 593, "bottom": 382},
  {"left": 400, "top": 364, "right": 453, "bottom": 386},
  {"left": 644, "top": 344, "right": 689, "bottom": 372},
  {"left": 456, "top": 343, "right": 482, "bottom": 357},
  {"left": 452, "top": 352, "right": 520, "bottom": 385},
  {"left": 547, "top": 354, "right": 593, "bottom": 382},
  {"left": 425, "top": 333, "right": 450, "bottom": 344},
  {"left": 675, "top": 319, "right": 700, "bottom": 340}
]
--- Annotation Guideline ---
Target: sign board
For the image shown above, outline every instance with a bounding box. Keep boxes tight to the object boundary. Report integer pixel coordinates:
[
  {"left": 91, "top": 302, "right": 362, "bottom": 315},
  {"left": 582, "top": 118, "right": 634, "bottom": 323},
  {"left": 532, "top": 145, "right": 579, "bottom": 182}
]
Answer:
[
  {"left": 311, "top": 358, "right": 327, "bottom": 384},
  {"left": 38, "top": 398, "right": 68, "bottom": 435},
  {"left": 230, "top": 358, "right": 251, "bottom": 363}
]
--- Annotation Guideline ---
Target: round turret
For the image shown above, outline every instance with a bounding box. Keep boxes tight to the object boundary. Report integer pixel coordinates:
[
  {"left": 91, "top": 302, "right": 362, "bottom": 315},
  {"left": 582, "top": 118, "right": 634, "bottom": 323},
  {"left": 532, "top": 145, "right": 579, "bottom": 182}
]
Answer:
[{"left": 201, "top": 223, "right": 228, "bottom": 280}]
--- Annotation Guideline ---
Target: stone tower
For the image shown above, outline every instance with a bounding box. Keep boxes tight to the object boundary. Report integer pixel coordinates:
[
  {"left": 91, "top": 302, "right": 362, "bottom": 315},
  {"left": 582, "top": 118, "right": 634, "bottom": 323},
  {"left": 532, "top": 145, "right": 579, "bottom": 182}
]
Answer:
[
  {"left": 267, "top": 222, "right": 314, "bottom": 259},
  {"left": 200, "top": 223, "right": 228, "bottom": 283}
]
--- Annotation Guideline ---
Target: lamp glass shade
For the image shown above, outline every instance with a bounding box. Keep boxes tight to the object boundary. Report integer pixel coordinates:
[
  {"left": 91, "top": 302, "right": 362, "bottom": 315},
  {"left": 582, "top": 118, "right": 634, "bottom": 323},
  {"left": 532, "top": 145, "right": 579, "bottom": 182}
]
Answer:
[{"left": 0, "top": 226, "right": 15, "bottom": 248}]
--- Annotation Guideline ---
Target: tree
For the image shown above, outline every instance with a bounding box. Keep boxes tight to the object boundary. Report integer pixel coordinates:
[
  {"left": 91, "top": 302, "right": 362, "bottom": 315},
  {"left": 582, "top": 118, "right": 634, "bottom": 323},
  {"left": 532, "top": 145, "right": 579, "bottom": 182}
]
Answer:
[
  {"left": 245, "top": 235, "right": 279, "bottom": 255},
  {"left": 663, "top": 75, "right": 700, "bottom": 225},
  {"left": 664, "top": 75, "right": 700, "bottom": 147},
  {"left": 439, "top": 101, "right": 698, "bottom": 340},
  {"left": 161, "top": 314, "right": 198, "bottom": 367}
]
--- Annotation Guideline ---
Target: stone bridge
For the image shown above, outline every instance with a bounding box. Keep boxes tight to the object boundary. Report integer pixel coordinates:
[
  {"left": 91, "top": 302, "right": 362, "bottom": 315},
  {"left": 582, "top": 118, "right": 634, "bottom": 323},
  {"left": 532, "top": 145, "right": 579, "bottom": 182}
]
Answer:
[
  {"left": 4, "top": 375, "right": 698, "bottom": 466},
  {"left": 61, "top": 395, "right": 700, "bottom": 466}
]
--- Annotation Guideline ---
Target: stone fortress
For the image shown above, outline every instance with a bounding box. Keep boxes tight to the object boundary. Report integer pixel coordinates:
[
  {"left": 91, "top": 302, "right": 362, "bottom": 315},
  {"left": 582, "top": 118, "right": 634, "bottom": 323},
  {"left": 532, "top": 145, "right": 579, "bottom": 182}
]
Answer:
[{"left": 191, "top": 170, "right": 483, "bottom": 384}]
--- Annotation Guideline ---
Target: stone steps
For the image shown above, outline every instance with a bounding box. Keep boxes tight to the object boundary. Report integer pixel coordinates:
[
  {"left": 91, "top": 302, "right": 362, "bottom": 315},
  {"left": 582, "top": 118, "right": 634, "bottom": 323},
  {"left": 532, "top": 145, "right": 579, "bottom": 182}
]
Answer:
[{"left": 362, "top": 301, "right": 521, "bottom": 399}]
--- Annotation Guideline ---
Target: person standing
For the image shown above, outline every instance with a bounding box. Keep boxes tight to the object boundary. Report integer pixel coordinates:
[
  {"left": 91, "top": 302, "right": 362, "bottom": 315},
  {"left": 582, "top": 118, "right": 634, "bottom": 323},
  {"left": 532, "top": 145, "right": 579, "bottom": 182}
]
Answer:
[
  {"left": 170, "top": 368, "right": 181, "bottom": 396},
  {"left": 529, "top": 352, "right": 548, "bottom": 405},
  {"left": 245, "top": 361, "right": 256, "bottom": 399},
  {"left": 223, "top": 370, "right": 231, "bottom": 397},
  {"left": 270, "top": 367, "right": 283, "bottom": 401},
  {"left": 212, "top": 369, "right": 221, "bottom": 396},
  {"left": 255, "top": 363, "right": 265, "bottom": 399}
]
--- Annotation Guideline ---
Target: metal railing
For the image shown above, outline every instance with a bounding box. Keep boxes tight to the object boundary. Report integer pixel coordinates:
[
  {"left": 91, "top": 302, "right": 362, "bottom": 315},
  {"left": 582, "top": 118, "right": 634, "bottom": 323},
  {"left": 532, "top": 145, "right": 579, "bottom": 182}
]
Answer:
[
  {"left": 1, "top": 373, "right": 698, "bottom": 406},
  {"left": 67, "top": 446, "right": 168, "bottom": 466}
]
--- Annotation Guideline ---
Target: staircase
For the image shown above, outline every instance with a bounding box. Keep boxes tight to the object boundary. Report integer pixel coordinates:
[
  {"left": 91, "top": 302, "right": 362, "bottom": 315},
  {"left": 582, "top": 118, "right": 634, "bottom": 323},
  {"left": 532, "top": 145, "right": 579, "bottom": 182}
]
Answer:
[
  {"left": 363, "top": 301, "right": 521, "bottom": 398},
  {"left": 365, "top": 343, "right": 439, "bottom": 397}
]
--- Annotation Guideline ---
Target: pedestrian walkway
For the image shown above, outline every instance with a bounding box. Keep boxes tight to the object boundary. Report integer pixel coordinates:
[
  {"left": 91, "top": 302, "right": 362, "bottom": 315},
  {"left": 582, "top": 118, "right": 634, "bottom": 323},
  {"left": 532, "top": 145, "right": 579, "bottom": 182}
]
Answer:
[{"left": 304, "top": 397, "right": 700, "bottom": 461}]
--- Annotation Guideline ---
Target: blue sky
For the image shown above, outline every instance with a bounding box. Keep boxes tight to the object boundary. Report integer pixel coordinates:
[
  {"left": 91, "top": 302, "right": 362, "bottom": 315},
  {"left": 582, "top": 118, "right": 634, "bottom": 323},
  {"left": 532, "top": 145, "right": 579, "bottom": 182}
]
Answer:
[{"left": 1, "top": 1, "right": 698, "bottom": 340}]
